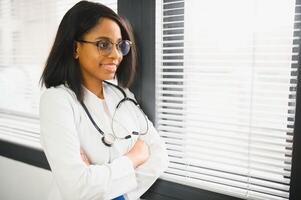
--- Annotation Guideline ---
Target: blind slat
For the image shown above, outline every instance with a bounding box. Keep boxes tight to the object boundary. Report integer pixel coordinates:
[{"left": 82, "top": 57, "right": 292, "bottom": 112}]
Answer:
[{"left": 156, "top": 0, "right": 298, "bottom": 199}]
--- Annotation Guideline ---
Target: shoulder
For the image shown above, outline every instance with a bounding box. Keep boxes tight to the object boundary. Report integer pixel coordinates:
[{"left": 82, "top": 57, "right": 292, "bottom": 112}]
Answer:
[
  {"left": 40, "top": 84, "right": 79, "bottom": 114},
  {"left": 123, "top": 88, "right": 135, "bottom": 99},
  {"left": 40, "top": 84, "right": 77, "bottom": 103},
  {"left": 39, "top": 84, "right": 81, "bottom": 122}
]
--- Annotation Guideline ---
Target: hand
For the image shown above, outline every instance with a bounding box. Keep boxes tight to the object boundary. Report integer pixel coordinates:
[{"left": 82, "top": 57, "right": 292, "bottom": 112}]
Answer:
[
  {"left": 80, "top": 148, "right": 91, "bottom": 166},
  {"left": 126, "top": 139, "right": 150, "bottom": 168}
]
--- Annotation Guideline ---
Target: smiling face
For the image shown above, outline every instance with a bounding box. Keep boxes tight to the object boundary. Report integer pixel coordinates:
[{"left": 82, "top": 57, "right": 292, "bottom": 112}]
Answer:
[{"left": 75, "top": 17, "right": 123, "bottom": 90}]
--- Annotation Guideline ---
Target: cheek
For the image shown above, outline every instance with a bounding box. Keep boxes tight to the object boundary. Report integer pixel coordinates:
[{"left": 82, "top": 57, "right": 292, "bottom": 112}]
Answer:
[
  {"left": 118, "top": 56, "right": 123, "bottom": 65},
  {"left": 79, "top": 50, "right": 99, "bottom": 67}
]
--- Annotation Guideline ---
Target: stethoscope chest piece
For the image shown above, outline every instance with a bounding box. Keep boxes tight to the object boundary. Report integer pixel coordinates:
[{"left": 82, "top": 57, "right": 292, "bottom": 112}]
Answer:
[{"left": 102, "top": 133, "right": 115, "bottom": 147}]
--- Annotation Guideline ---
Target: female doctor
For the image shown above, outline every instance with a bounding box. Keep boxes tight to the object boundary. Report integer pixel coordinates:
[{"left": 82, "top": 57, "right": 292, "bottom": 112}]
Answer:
[{"left": 39, "top": 1, "right": 168, "bottom": 200}]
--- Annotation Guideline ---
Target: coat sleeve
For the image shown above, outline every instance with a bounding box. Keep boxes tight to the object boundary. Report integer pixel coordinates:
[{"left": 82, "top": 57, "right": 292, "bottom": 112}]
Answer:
[
  {"left": 124, "top": 89, "right": 169, "bottom": 200},
  {"left": 39, "top": 88, "right": 137, "bottom": 200}
]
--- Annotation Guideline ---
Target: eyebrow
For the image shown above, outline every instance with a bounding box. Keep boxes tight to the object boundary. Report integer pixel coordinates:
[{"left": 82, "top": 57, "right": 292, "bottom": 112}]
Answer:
[{"left": 95, "top": 36, "right": 122, "bottom": 42}]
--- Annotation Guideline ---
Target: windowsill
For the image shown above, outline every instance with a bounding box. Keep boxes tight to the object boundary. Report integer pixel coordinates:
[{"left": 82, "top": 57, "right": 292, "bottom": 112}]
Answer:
[
  {"left": 0, "top": 110, "right": 42, "bottom": 150},
  {"left": 0, "top": 110, "right": 47, "bottom": 168},
  {"left": 0, "top": 132, "right": 42, "bottom": 150},
  {"left": 0, "top": 139, "right": 50, "bottom": 170}
]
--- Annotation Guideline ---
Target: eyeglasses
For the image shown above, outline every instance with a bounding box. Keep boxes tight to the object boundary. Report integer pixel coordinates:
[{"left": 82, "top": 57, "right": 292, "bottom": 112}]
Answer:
[{"left": 77, "top": 39, "right": 132, "bottom": 56}]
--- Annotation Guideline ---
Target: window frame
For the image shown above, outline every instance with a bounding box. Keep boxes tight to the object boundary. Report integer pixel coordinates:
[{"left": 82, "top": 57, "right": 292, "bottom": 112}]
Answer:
[{"left": 118, "top": 0, "right": 301, "bottom": 200}]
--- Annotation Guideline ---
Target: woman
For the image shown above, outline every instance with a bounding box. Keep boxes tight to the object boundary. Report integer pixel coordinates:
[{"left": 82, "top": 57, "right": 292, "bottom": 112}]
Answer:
[{"left": 39, "top": 1, "right": 168, "bottom": 200}]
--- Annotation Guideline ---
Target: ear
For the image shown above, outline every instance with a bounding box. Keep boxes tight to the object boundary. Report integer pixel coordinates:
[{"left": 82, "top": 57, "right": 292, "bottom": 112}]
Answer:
[{"left": 73, "top": 41, "right": 80, "bottom": 59}]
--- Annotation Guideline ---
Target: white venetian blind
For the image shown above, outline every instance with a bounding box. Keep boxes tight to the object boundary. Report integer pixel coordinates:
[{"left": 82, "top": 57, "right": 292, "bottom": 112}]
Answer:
[
  {"left": 156, "top": 0, "right": 299, "bottom": 200},
  {"left": 0, "top": 0, "right": 117, "bottom": 148}
]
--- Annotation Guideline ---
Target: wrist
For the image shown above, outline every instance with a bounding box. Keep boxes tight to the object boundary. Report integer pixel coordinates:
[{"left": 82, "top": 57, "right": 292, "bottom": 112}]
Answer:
[{"left": 126, "top": 154, "right": 138, "bottom": 168}]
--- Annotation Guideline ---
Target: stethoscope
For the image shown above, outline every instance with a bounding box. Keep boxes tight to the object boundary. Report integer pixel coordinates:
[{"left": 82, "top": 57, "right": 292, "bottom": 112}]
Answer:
[{"left": 80, "top": 81, "right": 149, "bottom": 147}]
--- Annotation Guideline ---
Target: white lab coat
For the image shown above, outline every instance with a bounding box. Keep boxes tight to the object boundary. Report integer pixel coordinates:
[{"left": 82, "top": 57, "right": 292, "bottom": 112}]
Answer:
[{"left": 39, "top": 82, "right": 169, "bottom": 200}]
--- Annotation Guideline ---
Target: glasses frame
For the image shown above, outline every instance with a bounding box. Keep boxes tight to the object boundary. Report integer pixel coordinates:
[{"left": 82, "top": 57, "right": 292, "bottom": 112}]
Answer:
[{"left": 77, "top": 39, "right": 133, "bottom": 56}]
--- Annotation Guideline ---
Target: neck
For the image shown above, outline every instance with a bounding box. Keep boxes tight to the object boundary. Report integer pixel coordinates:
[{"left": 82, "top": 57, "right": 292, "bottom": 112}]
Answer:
[{"left": 83, "top": 80, "right": 104, "bottom": 99}]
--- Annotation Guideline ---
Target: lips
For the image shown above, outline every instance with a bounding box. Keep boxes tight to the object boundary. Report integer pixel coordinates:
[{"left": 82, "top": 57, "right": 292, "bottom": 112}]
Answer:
[{"left": 101, "top": 63, "right": 117, "bottom": 73}]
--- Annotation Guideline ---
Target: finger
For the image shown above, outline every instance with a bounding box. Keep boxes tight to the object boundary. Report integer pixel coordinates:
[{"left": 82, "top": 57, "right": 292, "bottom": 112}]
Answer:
[
  {"left": 82, "top": 155, "right": 90, "bottom": 165},
  {"left": 80, "top": 148, "right": 90, "bottom": 165},
  {"left": 80, "top": 153, "right": 86, "bottom": 162},
  {"left": 84, "top": 154, "right": 91, "bottom": 165},
  {"left": 80, "top": 148, "right": 84, "bottom": 154}
]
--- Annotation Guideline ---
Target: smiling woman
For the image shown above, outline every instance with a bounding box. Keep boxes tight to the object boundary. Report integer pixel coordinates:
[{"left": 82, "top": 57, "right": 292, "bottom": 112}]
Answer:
[
  {"left": 39, "top": 1, "right": 168, "bottom": 200},
  {"left": 74, "top": 18, "right": 125, "bottom": 98}
]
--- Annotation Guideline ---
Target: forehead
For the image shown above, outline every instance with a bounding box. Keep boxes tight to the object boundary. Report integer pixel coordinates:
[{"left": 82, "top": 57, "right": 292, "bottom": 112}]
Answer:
[{"left": 84, "top": 17, "right": 122, "bottom": 41}]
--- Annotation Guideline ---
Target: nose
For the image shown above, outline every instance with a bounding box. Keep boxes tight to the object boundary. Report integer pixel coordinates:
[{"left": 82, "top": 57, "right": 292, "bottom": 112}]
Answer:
[{"left": 108, "top": 44, "right": 122, "bottom": 59}]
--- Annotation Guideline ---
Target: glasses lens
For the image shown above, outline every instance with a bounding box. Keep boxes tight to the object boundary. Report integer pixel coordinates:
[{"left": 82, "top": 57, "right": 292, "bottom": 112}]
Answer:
[
  {"left": 118, "top": 40, "right": 131, "bottom": 56},
  {"left": 97, "top": 40, "right": 112, "bottom": 55}
]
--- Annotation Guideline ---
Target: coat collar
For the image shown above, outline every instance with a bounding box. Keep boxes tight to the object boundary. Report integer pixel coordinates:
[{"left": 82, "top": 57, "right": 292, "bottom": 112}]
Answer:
[{"left": 82, "top": 82, "right": 124, "bottom": 117}]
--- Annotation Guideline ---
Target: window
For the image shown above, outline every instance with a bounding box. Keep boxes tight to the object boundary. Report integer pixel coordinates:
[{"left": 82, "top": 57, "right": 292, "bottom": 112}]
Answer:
[
  {"left": 0, "top": 0, "right": 117, "bottom": 147},
  {"left": 156, "top": 0, "right": 299, "bottom": 200}
]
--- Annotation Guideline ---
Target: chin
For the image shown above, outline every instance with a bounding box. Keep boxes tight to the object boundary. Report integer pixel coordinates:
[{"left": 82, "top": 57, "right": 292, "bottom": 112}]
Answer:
[{"left": 103, "top": 74, "right": 116, "bottom": 81}]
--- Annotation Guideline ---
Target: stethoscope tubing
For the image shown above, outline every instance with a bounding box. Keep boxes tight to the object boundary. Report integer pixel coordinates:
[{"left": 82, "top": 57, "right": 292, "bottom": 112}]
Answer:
[{"left": 80, "top": 81, "right": 149, "bottom": 147}]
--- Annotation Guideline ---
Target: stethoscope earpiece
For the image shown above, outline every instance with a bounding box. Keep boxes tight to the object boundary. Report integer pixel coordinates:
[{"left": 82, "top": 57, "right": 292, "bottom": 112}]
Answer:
[
  {"left": 125, "top": 135, "right": 131, "bottom": 139},
  {"left": 132, "top": 131, "right": 139, "bottom": 135}
]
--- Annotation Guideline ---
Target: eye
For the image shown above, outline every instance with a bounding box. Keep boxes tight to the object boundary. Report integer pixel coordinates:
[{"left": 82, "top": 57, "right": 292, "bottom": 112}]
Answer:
[{"left": 97, "top": 40, "right": 111, "bottom": 50}]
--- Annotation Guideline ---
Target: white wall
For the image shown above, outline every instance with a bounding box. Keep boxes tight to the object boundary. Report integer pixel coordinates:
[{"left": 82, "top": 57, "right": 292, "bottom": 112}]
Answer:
[{"left": 0, "top": 155, "right": 52, "bottom": 200}]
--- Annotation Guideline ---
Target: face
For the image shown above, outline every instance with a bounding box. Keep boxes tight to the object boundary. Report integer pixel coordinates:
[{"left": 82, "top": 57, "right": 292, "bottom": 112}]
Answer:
[{"left": 75, "top": 17, "right": 123, "bottom": 87}]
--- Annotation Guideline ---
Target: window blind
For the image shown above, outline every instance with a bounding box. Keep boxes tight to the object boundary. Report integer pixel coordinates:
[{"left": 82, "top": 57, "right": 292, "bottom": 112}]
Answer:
[
  {"left": 0, "top": 0, "right": 117, "bottom": 148},
  {"left": 155, "top": 0, "right": 299, "bottom": 200}
]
